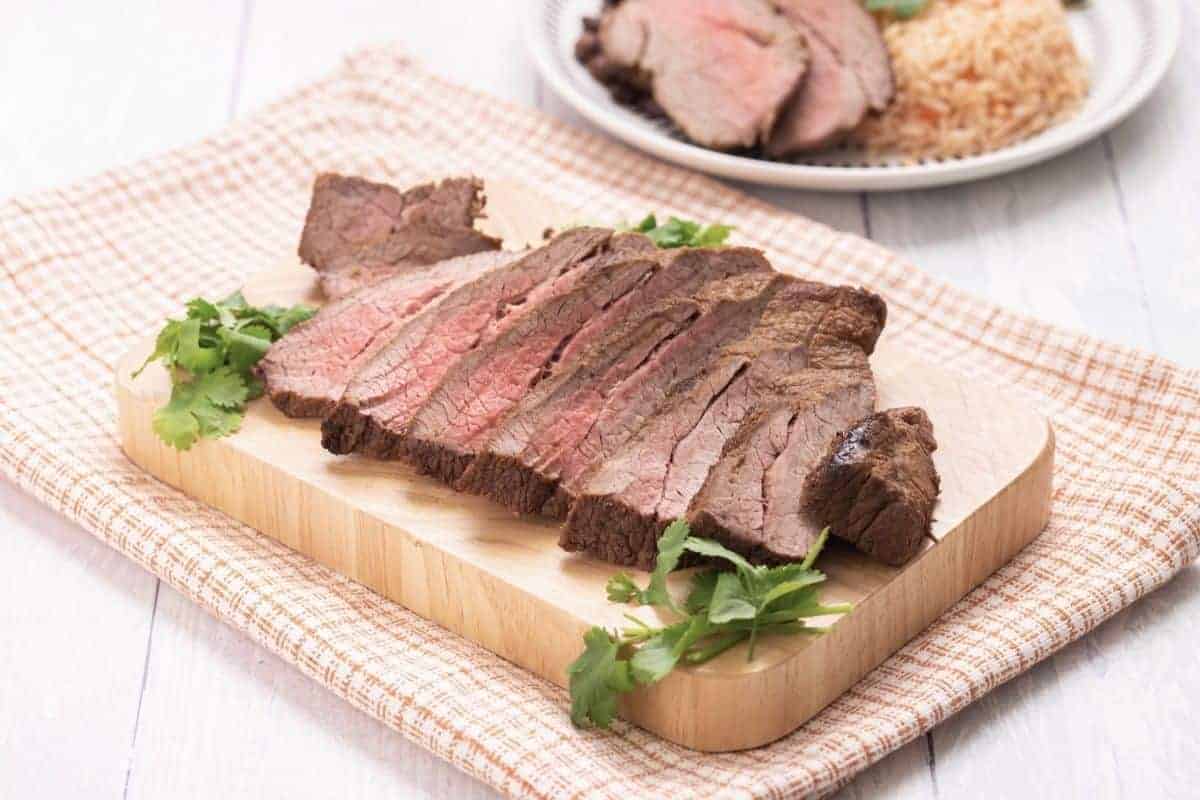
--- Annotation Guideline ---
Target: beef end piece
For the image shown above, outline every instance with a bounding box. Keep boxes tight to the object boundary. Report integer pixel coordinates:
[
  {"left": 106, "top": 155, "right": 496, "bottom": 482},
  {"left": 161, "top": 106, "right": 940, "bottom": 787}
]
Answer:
[
  {"left": 297, "top": 173, "right": 501, "bottom": 299},
  {"left": 581, "top": 0, "right": 809, "bottom": 151},
  {"left": 802, "top": 407, "right": 939, "bottom": 567}
]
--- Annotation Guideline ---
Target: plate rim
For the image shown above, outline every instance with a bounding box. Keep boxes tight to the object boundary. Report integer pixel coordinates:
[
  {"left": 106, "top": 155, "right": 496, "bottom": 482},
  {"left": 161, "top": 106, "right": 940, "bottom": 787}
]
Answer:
[{"left": 524, "top": 0, "right": 1182, "bottom": 192}]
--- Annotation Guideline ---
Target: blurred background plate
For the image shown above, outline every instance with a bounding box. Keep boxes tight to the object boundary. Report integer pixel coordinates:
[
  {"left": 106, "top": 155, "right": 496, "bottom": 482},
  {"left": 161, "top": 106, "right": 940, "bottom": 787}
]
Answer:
[{"left": 526, "top": 0, "right": 1181, "bottom": 191}]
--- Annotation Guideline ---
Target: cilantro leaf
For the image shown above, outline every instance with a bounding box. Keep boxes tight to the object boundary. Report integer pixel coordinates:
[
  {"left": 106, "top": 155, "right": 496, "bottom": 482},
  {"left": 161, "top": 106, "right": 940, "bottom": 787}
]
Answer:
[
  {"left": 569, "top": 522, "right": 850, "bottom": 728},
  {"left": 865, "top": 0, "right": 928, "bottom": 19},
  {"left": 132, "top": 320, "right": 182, "bottom": 378},
  {"left": 707, "top": 572, "right": 757, "bottom": 624},
  {"left": 682, "top": 536, "right": 756, "bottom": 575},
  {"left": 567, "top": 627, "right": 634, "bottom": 728},
  {"left": 152, "top": 395, "right": 202, "bottom": 450},
  {"left": 617, "top": 214, "right": 733, "bottom": 249},
  {"left": 220, "top": 327, "right": 273, "bottom": 374},
  {"left": 174, "top": 318, "right": 224, "bottom": 373},
  {"left": 192, "top": 366, "right": 249, "bottom": 409},
  {"left": 605, "top": 518, "right": 690, "bottom": 610},
  {"left": 136, "top": 289, "right": 314, "bottom": 450}
]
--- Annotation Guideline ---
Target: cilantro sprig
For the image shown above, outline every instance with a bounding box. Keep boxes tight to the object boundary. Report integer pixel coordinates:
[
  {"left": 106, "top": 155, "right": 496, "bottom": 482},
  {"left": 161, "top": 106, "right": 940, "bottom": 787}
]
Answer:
[
  {"left": 865, "top": 0, "right": 929, "bottom": 19},
  {"left": 568, "top": 520, "right": 851, "bottom": 729},
  {"left": 133, "top": 290, "right": 315, "bottom": 450},
  {"left": 620, "top": 214, "right": 733, "bottom": 249}
]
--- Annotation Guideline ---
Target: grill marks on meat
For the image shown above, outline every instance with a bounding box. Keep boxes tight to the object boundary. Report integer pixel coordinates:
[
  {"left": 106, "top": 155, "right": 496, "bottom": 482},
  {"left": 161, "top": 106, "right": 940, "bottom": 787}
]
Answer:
[
  {"left": 456, "top": 248, "right": 773, "bottom": 513},
  {"left": 802, "top": 407, "right": 939, "bottom": 566},
  {"left": 320, "top": 228, "right": 652, "bottom": 459},
  {"left": 298, "top": 173, "right": 501, "bottom": 299},
  {"left": 562, "top": 277, "right": 886, "bottom": 568},
  {"left": 259, "top": 250, "right": 521, "bottom": 418},
  {"left": 580, "top": 0, "right": 810, "bottom": 151}
]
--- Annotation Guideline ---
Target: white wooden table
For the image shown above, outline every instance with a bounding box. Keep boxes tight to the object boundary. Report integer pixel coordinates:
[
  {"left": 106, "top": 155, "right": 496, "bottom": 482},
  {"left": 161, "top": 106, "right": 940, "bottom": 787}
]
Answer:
[{"left": 1, "top": 3, "right": 1196, "bottom": 797}]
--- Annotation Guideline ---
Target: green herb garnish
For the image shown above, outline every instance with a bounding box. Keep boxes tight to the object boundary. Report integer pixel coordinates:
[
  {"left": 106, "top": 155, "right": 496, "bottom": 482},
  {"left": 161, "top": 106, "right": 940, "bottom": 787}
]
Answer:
[
  {"left": 865, "top": 0, "right": 929, "bottom": 19},
  {"left": 621, "top": 214, "right": 733, "bottom": 249},
  {"left": 133, "top": 290, "right": 315, "bottom": 450},
  {"left": 567, "top": 521, "right": 850, "bottom": 729}
]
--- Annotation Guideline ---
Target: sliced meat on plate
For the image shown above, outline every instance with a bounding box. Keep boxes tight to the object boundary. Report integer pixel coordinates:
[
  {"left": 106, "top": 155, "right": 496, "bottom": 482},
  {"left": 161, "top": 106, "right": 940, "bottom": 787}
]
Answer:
[
  {"left": 586, "top": 0, "right": 810, "bottom": 150},
  {"left": 767, "top": 0, "right": 894, "bottom": 156}
]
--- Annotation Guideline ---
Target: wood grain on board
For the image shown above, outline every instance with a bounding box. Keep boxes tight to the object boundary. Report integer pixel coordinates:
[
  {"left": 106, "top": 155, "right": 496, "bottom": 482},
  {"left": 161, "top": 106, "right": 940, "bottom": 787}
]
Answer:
[{"left": 114, "top": 181, "right": 1053, "bottom": 751}]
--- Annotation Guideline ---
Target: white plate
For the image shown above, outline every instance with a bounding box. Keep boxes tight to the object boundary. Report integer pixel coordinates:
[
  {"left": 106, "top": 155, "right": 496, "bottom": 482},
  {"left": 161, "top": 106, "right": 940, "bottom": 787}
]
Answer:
[{"left": 525, "top": 0, "right": 1181, "bottom": 191}]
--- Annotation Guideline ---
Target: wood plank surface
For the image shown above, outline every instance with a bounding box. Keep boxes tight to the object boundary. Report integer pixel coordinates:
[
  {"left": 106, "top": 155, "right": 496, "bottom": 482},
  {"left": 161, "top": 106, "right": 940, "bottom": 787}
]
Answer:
[{"left": 0, "top": 0, "right": 1195, "bottom": 796}]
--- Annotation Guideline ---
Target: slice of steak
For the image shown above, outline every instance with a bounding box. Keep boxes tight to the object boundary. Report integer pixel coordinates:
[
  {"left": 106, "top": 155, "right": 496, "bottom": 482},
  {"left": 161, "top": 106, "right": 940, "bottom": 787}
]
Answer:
[
  {"left": 562, "top": 277, "right": 886, "bottom": 567},
  {"left": 801, "top": 407, "right": 940, "bottom": 566},
  {"left": 765, "top": 32, "right": 868, "bottom": 156},
  {"left": 766, "top": 0, "right": 895, "bottom": 156},
  {"left": 542, "top": 272, "right": 781, "bottom": 520},
  {"left": 457, "top": 300, "right": 700, "bottom": 513},
  {"left": 298, "top": 173, "right": 501, "bottom": 299},
  {"left": 455, "top": 247, "right": 774, "bottom": 509},
  {"left": 320, "top": 228, "right": 652, "bottom": 458},
  {"left": 682, "top": 282, "right": 887, "bottom": 565},
  {"left": 400, "top": 249, "right": 667, "bottom": 484},
  {"left": 776, "top": 0, "right": 894, "bottom": 111},
  {"left": 259, "top": 250, "right": 521, "bottom": 419},
  {"left": 585, "top": 0, "right": 809, "bottom": 150}
]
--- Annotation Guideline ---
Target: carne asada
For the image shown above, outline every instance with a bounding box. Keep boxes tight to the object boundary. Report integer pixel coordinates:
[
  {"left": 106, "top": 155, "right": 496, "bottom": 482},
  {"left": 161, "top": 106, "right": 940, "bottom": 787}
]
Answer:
[{"left": 577, "top": 0, "right": 894, "bottom": 157}]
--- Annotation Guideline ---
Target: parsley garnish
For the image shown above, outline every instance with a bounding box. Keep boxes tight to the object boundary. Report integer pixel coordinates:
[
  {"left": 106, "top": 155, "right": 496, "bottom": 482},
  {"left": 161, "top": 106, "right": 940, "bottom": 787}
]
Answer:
[
  {"left": 621, "top": 214, "right": 733, "bottom": 249},
  {"left": 133, "top": 290, "right": 315, "bottom": 450},
  {"left": 865, "top": 0, "right": 929, "bottom": 19},
  {"left": 568, "top": 521, "right": 851, "bottom": 729}
]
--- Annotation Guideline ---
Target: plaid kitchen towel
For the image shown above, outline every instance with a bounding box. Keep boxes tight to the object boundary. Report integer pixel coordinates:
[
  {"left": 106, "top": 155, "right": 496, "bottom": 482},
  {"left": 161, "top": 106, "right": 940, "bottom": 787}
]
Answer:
[{"left": 1, "top": 46, "right": 1197, "bottom": 800}]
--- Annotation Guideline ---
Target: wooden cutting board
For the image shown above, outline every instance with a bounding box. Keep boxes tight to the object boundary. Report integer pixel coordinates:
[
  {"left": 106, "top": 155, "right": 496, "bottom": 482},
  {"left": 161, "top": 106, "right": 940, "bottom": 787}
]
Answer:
[{"left": 114, "top": 181, "right": 1053, "bottom": 752}]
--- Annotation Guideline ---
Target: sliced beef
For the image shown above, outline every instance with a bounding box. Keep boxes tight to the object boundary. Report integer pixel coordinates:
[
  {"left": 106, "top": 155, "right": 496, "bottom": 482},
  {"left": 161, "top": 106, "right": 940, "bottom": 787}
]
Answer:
[
  {"left": 320, "top": 228, "right": 653, "bottom": 458},
  {"left": 801, "top": 407, "right": 940, "bottom": 566},
  {"left": 259, "top": 250, "right": 521, "bottom": 419},
  {"left": 456, "top": 249, "right": 774, "bottom": 512},
  {"left": 563, "top": 277, "right": 886, "bottom": 568},
  {"left": 765, "top": 32, "right": 868, "bottom": 156},
  {"left": 582, "top": 0, "right": 809, "bottom": 150},
  {"left": 777, "top": 0, "right": 894, "bottom": 110},
  {"left": 298, "top": 174, "right": 501, "bottom": 299},
  {"left": 767, "top": 0, "right": 894, "bottom": 157},
  {"left": 683, "top": 282, "right": 887, "bottom": 564},
  {"left": 400, "top": 249, "right": 666, "bottom": 484}
]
